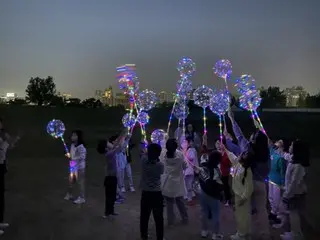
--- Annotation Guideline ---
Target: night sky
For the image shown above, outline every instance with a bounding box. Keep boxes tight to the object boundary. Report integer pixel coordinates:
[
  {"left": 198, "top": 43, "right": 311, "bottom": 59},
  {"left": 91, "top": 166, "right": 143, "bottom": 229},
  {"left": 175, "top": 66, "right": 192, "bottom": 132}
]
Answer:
[{"left": 1, "top": 0, "right": 319, "bottom": 99}]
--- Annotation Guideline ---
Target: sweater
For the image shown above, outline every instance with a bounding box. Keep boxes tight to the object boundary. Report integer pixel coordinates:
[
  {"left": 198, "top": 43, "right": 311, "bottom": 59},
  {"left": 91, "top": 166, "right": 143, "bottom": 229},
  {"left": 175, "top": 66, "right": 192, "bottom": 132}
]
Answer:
[
  {"left": 183, "top": 147, "right": 198, "bottom": 176},
  {"left": 220, "top": 152, "right": 231, "bottom": 177},
  {"left": 70, "top": 143, "right": 87, "bottom": 170},
  {"left": 226, "top": 150, "right": 253, "bottom": 200},
  {"left": 268, "top": 147, "right": 286, "bottom": 186},
  {"left": 283, "top": 162, "right": 307, "bottom": 199},
  {"left": 105, "top": 138, "right": 128, "bottom": 176}
]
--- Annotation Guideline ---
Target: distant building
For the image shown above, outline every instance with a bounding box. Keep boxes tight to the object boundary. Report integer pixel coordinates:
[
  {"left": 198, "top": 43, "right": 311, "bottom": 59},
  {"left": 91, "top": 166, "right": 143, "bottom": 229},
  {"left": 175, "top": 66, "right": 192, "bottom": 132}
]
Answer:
[
  {"left": 158, "top": 91, "right": 175, "bottom": 103},
  {"left": 284, "top": 86, "right": 307, "bottom": 107},
  {"left": 102, "top": 86, "right": 114, "bottom": 106},
  {"left": 113, "top": 92, "right": 130, "bottom": 108},
  {"left": 61, "top": 93, "right": 72, "bottom": 100},
  {"left": 94, "top": 90, "right": 104, "bottom": 100}
]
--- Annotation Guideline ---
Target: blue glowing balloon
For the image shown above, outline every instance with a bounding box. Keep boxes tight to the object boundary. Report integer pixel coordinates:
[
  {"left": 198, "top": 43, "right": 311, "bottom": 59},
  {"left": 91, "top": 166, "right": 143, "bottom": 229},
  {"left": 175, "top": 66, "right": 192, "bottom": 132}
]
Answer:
[
  {"left": 137, "top": 111, "right": 149, "bottom": 125},
  {"left": 239, "top": 89, "right": 261, "bottom": 111},
  {"left": 193, "top": 85, "right": 214, "bottom": 108},
  {"left": 234, "top": 74, "right": 257, "bottom": 94},
  {"left": 210, "top": 89, "right": 230, "bottom": 116},
  {"left": 177, "top": 57, "right": 196, "bottom": 78},
  {"left": 151, "top": 129, "right": 167, "bottom": 145},
  {"left": 174, "top": 100, "right": 189, "bottom": 120},
  {"left": 214, "top": 59, "right": 232, "bottom": 79},
  {"left": 176, "top": 78, "right": 193, "bottom": 99},
  {"left": 137, "top": 89, "right": 158, "bottom": 111},
  {"left": 47, "top": 119, "right": 66, "bottom": 138},
  {"left": 122, "top": 113, "right": 136, "bottom": 128}
]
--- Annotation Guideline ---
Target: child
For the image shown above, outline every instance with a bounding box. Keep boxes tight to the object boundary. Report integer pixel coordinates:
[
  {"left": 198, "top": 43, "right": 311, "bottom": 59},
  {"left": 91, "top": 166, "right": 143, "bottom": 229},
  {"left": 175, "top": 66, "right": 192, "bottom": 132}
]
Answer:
[
  {"left": 119, "top": 139, "right": 135, "bottom": 193},
  {"left": 101, "top": 131, "right": 130, "bottom": 219},
  {"left": 278, "top": 140, "right": 309, "bottom": 240},
  {"left": 162, "top": 138, "right": 188, "bottom": 226},
  {"left": 64, "top": 130, "right": 87, "bottom": 204},
  {"left": 216, "top": 139, "right": 232, "bottom": 206},
  {"left": 224, "top": 145, "right": 254, "bottom": 240},
  {"left": 181, "top": 136, "right": 198, "bottom": 205},
  {"left": 197, "top": 151, "right": 224, "bottom": 240},
  {"left": 267, "top": 139, "right": 286, "bottom": 223},
  {"left": 0, "top": 118, "right": 19, "bottom": 235},
  {"left": 140, "top": 143, "right": 165, "bottom": 240}
]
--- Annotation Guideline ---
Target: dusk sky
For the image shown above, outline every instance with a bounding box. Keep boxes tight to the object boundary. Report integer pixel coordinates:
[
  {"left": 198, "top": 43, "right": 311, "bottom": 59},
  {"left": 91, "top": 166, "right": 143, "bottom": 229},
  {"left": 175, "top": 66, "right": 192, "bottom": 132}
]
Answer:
[{"left": 1, "top": 0, "right": 319, "bottom": 99}]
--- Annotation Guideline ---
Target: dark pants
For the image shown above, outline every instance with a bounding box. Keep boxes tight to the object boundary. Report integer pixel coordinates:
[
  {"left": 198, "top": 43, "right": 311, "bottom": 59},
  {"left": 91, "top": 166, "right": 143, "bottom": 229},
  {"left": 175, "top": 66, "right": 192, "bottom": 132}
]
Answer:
[
  {"left": 140, "top": 191, "right": 164, "bottom": 240},
  {"left": 221, "top": 175, "right": 231, "bottom": 202},
  {"left": 0, "top": 164, "right": 6, "bottom": 223},
  {"left": 104, "top": 176, "right": 117, "bottom": 216}
]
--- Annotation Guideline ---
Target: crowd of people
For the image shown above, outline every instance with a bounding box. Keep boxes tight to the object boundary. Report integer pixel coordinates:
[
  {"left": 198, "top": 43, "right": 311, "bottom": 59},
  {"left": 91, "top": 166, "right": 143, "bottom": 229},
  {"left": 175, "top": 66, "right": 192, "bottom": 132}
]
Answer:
[{"left": 0, "top": 109, "right": 310, "bottom": 239}]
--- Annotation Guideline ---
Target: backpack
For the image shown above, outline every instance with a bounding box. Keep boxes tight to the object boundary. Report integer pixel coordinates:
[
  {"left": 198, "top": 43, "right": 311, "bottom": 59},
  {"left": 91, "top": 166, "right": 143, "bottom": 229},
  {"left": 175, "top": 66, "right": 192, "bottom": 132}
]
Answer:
[{"left": 97, "top": 139, "right": 107, "bottom": 154}]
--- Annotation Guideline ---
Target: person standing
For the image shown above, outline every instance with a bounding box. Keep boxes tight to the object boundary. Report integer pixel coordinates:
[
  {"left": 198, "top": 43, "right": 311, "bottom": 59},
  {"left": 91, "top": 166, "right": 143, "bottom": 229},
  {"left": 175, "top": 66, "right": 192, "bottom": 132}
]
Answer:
[
  {"left": 140, "top": 143, "right": 165, "bottom": 240},
  {"left": 0, "top": 118, "right": 19, "bottom": 235},
  {"left": 162, "top": 139, "right": 188, "bottom": 226},
  {"left": 101, "top": 131, "right": 130, "bottom": 219}
]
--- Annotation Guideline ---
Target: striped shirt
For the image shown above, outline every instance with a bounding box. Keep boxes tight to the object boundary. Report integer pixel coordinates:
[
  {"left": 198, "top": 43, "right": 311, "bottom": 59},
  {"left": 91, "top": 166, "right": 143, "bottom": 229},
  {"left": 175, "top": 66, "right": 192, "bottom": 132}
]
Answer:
[{"left": 140, "top": 155, "right": 164, "bottom": 192}]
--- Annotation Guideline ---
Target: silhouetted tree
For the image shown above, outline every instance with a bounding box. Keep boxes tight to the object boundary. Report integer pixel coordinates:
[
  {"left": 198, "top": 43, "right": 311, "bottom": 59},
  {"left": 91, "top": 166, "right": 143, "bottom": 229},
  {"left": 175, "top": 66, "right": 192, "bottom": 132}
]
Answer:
[
  {"left": 260, "top": 86, "right": 286, "bottom": 108},
  {"left": 26, "top": 76, "right": 56, "bottom": 106},
  {"left": 305, "top": 93, "right": 320, "bottom": 108},
  {"left": 66, "top": 98, "right": 82, "bottom": 107},
  {"left": 82, "top": 98, "right": 102, "bottom": 108}
]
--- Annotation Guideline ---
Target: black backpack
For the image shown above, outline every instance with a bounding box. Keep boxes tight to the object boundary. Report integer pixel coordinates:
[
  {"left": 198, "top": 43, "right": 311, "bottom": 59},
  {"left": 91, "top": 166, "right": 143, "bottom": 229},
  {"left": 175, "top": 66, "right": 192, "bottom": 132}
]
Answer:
[{"left": 97, "top": 139, "right": 107, "bottom": 154}]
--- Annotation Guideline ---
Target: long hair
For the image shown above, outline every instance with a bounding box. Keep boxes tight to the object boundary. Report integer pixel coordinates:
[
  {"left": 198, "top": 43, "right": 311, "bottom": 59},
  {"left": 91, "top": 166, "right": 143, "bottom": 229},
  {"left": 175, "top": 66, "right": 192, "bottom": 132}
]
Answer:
[
  {"left": 72, "top": 130, "right": 85, "bottom": 147},
  {"left": 251, "top": 130, "right": 269, "bottom": 163},
  {"left": 147, "top": 143, "right": 162, "bottom": 161},
  {"left": 207, "top": 151, "right": 222, "bottom": 170},
  {"left": 240, "top": 149, "right": 254, "bottom": 185},
  {"left": 292, "top": 140, "right": 310, "bottom": 167},
  {"left": 166, "top": 138, "right": 178, "bottom": 158}
]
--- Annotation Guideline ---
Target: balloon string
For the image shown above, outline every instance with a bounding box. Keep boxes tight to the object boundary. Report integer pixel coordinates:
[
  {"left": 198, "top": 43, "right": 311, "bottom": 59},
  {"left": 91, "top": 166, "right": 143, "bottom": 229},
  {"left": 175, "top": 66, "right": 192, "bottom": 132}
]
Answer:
[
  {"left": 253, "top": 110, "right": 267, "bottom": 136},
  {"left": 219, "top": 115, "right": 223, "bottom": 144},
  {"left": 182, "top": 97, "right": 186, "bottom": 140},
  {"left": 167, "top": 76, "right": 188, "bottom": 136},
  {"left": 203, "top": 107, "right": 207, "bottom": 135},
  {"left": 60, "top": 136, "right": 70, "bottom": 156}
]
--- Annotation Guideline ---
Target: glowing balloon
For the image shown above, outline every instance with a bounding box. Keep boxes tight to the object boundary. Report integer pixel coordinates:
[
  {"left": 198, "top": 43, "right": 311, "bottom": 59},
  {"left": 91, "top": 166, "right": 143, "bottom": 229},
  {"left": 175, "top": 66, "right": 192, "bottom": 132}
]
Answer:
[
  {"left": 47, "top": 119, "right": 66, "bottom": 138},
  {"left": 173, "top": 101, "right": 189, "bottom": 120},
  {"left": 118, "top": 76, "right": 139, "bottom": 94},
  {"left": 137, "top": 111, "right": 149, "bottom": 125},
  {"left": 239, "top": 89, "right": 262, "bottom": 111},
  {"left": 210, "top": 89, "right": 230, "bottom": 116},
  {"left": 193, "top": 85, "right": 214, "bottom": 108},
  {"left": 214, "top": 59, "right": 232, "bottom": 79},
  {"left": 122, "top": 113, "right": 136, "bottom": 128},
  {"left": 177, "top": 57, "right": 196, "bottom": 78},
  {"left": 176, "top": 78, "right": 193, "bottom": 99},
  {"left": 151, "top": 129, "right": 167, "bottom": 144},
  {"left": 137, "top": 89, "right": 158, "bottom": 111},
  {"left": 235, "top": 74, "right": 257, "bottom": 94}
]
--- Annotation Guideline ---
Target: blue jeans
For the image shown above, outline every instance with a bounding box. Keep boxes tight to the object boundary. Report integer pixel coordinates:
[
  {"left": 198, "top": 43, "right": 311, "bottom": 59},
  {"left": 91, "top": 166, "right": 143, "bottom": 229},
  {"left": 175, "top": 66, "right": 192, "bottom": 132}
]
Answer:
[{"left": 200, "top": 191, "right": 220, "bottom": 234}]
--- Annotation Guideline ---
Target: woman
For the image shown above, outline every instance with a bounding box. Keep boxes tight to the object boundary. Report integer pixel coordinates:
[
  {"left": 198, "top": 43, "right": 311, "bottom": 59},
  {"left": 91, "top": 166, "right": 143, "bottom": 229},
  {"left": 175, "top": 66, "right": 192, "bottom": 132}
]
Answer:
[
  {"left": 0, "top": 118, "right": 19, "bottom": 235},
  {"left": 227, "top": 109, "right": 270, "bottom": 239},
  {"left": 181, "top": 136, "right": 198, "bottom": 205},
  {"left": 161, "top": 139, "right": 188, "bottom": 226}
]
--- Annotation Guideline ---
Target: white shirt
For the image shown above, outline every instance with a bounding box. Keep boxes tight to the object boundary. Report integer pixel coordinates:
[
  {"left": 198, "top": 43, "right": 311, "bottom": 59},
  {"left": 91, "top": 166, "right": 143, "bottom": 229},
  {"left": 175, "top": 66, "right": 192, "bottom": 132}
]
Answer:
[{"left": 70, "top": 143, "right": 87, "bottom": 170}]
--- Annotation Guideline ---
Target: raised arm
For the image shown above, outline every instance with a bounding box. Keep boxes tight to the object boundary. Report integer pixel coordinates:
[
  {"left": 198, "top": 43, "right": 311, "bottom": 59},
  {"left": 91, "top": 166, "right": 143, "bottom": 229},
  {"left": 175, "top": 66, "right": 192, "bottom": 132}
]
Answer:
[
  {"left": 227, "top": 109, "right": 249, "bottom": 152},
  {"left": 224, "top": 147, "right": 239, "bottom": 166}
]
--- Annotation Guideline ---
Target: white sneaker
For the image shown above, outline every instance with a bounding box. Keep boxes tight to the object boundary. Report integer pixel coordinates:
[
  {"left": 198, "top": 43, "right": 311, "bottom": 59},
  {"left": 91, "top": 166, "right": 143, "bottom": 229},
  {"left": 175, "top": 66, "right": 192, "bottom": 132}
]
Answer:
[
  {"left": 0, "top": 230, "right": 3, "bottom": 236},
  {"left": 73, "top": 197, "right": 85, "bottom": 204},
  {"left": 212, "top": 233, "right": 223, "bottom": 239},
  {"left": 201, "top": 230, "right": 208, "bottom": 238},
  {"left": 0, "top": 223, "right": 9, "bottom": 229},
  {"left": 130, "top": 186, "right": 135, "bottom": 192},
  {"left": 121, "top": 187, "right": 126, "bottom": 193},
  {"left": 230, "top": 233, "right": 246, "bottom": 240},
  {"left": 64, "top": 193, "right": 73, "bottom": 200}
]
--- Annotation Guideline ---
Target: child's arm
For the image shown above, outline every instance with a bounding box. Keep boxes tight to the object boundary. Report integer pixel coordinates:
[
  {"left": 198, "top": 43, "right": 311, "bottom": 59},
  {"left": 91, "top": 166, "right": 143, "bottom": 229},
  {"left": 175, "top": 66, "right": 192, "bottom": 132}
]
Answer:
[
  {"left": 224, "top": 147, "right": 239, "bottom": 167},
  {"left": 227, "top": 109, "right": 249, "bottom": 152}
]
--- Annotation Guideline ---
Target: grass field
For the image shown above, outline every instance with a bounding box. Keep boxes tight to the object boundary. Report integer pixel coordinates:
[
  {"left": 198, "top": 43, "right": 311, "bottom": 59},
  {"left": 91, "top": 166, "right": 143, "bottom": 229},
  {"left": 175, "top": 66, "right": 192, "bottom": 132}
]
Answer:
[{"left": 1, "top": 105, "right": 320, "bottom": 239}]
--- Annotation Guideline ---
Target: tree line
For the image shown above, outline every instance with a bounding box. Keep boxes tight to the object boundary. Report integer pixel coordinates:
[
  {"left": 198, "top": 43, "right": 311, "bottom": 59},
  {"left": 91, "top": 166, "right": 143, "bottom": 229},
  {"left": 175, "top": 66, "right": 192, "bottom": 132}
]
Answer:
[{"left": 3, "top": 76, "right": 320, "bottom": 108}]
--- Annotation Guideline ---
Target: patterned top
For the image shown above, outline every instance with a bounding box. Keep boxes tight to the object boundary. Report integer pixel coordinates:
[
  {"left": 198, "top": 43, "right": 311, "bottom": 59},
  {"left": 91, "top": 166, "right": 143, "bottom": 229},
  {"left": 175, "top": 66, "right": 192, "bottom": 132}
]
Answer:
[{"left": 140, "top": 155, "right": 164, "bottom": 192}]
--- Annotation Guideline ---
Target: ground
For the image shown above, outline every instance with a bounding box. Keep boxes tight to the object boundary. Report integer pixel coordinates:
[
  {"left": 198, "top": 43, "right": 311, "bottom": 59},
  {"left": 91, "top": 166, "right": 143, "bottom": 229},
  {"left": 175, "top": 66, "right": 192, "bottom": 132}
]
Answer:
[
  {"left": 1, "top": 106, "right": 319, "bottom": 239},
  {"left": 3, "top": 152, "right": 319, "bottom": 240}
]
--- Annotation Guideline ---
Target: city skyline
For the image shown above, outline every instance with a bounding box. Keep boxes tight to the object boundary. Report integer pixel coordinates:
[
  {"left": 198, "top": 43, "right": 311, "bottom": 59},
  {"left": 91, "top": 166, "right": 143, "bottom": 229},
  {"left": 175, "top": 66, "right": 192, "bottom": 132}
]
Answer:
[{"left": 1, "top": 0, "right": 320, "bottom": 99}]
